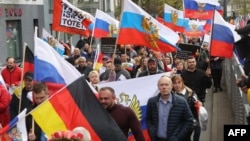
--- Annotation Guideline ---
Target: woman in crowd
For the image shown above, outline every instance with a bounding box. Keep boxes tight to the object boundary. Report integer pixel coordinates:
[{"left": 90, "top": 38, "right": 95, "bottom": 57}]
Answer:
[{"left": 171, "top": 75, "right": 200, "bottom": 141}]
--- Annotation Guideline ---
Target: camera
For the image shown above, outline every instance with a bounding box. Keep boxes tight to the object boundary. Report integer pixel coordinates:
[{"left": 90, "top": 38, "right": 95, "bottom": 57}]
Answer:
[
  {"left": 237, "top": 77, "right": 249, "bottom": 87},
  {"left": 237, "top": 72, "right": 250, "bottom": 88}
]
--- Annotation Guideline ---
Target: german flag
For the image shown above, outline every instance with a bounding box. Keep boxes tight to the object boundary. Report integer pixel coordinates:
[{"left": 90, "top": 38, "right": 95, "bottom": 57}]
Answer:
[
  {"left": 30, "top": 76, "right": 126, "bottom": 141},
  {"left": 14, "top": 45, "right": 34, "bottom": 97},
  {"left": 23, "top": 46, "right": 34, "bottom": 76}
]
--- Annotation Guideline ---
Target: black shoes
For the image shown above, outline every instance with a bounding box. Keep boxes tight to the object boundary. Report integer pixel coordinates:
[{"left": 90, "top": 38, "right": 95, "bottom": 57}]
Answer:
[
  {"left": 213, "top": 87, "right": 223, "bottom": 93},
  {"left": 219, "top": 87, "right": 223, "bottom": 91},
  {"left": 213, "top": 88, "right": 218, "bottom": 93}
]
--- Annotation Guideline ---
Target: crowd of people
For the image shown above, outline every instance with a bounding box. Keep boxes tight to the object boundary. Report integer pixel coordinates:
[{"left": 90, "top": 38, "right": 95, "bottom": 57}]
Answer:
[{"left": 0, "top": 36, "right": 226, "bottom": 141}]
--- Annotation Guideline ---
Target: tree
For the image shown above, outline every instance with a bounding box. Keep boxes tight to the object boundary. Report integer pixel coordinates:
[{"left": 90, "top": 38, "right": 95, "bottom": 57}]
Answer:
[{"left": 231, "top": 0, "right": 250, "bottom": 18}]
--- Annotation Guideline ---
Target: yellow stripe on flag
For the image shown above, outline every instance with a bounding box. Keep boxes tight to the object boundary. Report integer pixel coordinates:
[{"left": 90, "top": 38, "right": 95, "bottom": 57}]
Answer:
[
  {"left": 247, "top": 88, "right": 250, "bottom": 105},
  {"left": 31, "top": 101, "right": 67, "bottom": 138},
  {"left": 93, "top": 63, "right": 103, "bottom": 71}
]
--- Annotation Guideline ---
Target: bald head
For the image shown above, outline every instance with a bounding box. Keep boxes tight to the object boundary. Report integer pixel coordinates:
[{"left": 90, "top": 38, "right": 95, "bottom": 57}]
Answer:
[{"left": 158, "top": 76, "right": 173, "bottom": 100}]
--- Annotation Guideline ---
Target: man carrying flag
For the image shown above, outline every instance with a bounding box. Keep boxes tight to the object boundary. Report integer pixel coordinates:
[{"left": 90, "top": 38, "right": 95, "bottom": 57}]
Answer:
[
  {"left": 30, "top": 76, "right": 127, "bottom": 141},
  {"left": 9, "top": 72, "right": 34, "bottom": 120},
  {"left": 26, "top": 82, "right": 50, "bottom": 141}
]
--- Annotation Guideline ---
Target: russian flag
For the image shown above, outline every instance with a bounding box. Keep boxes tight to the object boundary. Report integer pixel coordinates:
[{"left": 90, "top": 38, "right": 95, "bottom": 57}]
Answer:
[
  {"left": 184, "top": 0, "right": 222, "bottom": 20},
  {"left": 117, "top": 0, "right": 180, "bottom": 53},
  {"left": 42, "top": 28, "right": 65, "bottom": 56},
  {"left": 164, "top": 4, "right": 189, "bottom": 32},
  {"left": 34, "top": 27, "right": 81, "bottom": 94},
  {"left": 184, "top": 20, "right": 206, "bottom": 37},
  {"left": 0, "top": 73, "right": 7, "bottom": 90},
  {"left": 93, "top": 9, "right": 119, "bottom": 38},
  {"left": 0, "top": 109, "right": 27, "bottom": 140},
  {"left": 203, "top": 19, "right": 212, "bottom": 33},
  {"left": 210, "top": 11, "right": 241, "bottom": 58}
]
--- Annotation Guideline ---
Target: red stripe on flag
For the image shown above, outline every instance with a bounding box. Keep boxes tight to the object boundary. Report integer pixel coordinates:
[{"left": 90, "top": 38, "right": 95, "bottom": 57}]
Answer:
[
  {"left": 118, "top": 28, "right": 177, "bottom": 53},
  {"left": 210, "top": 40, "right": 233, "bottom": 58},
  {"left": 50, "top": 88, "right": 101, "bottom": 140}
]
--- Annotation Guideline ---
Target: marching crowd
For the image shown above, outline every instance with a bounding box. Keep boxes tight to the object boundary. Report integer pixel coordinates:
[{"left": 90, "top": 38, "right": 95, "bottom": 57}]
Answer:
[{"left": 0, "top": 36, "right": 225, "bottom": 141}]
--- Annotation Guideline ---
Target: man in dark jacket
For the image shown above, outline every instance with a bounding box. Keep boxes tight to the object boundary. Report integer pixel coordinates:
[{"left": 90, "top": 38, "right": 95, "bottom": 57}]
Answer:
[
  {"left": 138, "top": 57, "right": 165, "bottom": 77},
  {"left": 26, "top": 82, "right": 49, "bottom": 141},
  {"left": 146, "top": 76, "right": 193, "bottom": 141},
  {"left": 76, "top": 56, "right": 93, "bottom": 81},
  {"left": 181, "top": 56, "right": 212, "bottom": 104},
  {"left": 9, "top": 72, "right": 34, "bottom": 120},
  {"left": 181, "top": 56, "right": 212, "bottom": 141},
  {"left": 100, "top": 57, "right": 131, "bottom": 81}
]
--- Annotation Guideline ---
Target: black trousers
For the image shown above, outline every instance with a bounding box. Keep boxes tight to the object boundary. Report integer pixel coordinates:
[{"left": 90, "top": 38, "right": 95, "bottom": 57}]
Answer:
[
  {"left": 211, "top": 69, "right": 222, "bottom": 89},
  {"left": 156, "top": 137, "right": 168, "bottom": 141}
]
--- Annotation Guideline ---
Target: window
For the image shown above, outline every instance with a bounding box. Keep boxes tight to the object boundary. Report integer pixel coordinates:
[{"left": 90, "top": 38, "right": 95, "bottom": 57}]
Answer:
[
  {"left": 6, "top": 20, "right": 22, "bottom": 60},
  {"left": 107, "top": 0, "right": 111, "bottom": 12},
  {"left": 33, "top": 19, "right": 39, "bottom": 36},
  {"left": 49, "top": 0, "right": 54, "bottom": 13}
]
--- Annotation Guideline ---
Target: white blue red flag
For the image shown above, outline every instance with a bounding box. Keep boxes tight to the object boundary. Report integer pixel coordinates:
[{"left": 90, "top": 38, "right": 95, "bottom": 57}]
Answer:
[
  {"left": 210, "top": 11, "right": 241, "bottom": 58},
  {"left": 184, "top": 0, "right": 222, "bottom": 20},
  {"left": 164, "top": 4, "right": 189, "bottom": 32},
  {"left": 93, "top": 9, "right": 119, "bottom": 38},
  {"left": 34, "top": 27, "right": 81, "bottom": 94},
  {"left": 0, "top": 108, "right": 27, "bottom": 141},
  {"left": 42, "top": 28, "right": 65, "bottom": 56},
  {"left": 0, "top": 74, "right": 7, "bottom": 90},
  {"left": 97, "top": 72, "right": 172, "bottom": 141},
  {"left": 117, "top": 0, "right": 179, "bottom": 53}
]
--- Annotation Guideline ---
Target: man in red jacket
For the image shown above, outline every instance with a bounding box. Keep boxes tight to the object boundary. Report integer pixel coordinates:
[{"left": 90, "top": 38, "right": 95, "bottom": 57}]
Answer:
[
  {"left": 0, "top": 82, "right": 11, "bottom": 127},
  {"left": 1, "top": 57, "right": 22, "bottom": 89}
]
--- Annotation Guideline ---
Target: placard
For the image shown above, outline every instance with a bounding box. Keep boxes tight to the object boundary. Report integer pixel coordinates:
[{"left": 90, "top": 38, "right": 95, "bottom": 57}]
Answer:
[{"left": 100, "top": 37, "right": 124, "bottom": 55}]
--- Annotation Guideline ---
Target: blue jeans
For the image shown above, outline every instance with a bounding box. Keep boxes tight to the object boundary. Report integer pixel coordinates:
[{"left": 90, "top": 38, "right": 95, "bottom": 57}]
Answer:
[{"left": 193, "top": 126, "right": 201, "bottom": 141}]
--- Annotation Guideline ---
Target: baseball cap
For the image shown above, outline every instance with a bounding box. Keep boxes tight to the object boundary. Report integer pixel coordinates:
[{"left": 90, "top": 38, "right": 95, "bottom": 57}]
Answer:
[
  {"left": 148, "top": 57, "right": 157, "bottom": 63},
  {"left": 24, "top": 72, "right": 34, "bottom": 80},
  {"left": 114, "top": 57, "right": 122, "bottom": 65}
]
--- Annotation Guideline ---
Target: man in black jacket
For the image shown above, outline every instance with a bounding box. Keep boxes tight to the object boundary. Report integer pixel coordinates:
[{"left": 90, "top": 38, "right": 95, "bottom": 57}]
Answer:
[
  {"left": 26, "top": 82, "right": 49, "bottom": 141},
  {"left": 138, "top": 57, "right": 165, "bottom": 77},
  {"left": 146, "top": 76, "right": 193, "bottom": 141},
  {"left": 9, "top": 72, "right": 34, "bottom": 120},
  {"left": 181, "top": 56, "right": 212, "bottom": 141},
  {"left": 181, "top": 56, "right": 212, "bottom": 103}
]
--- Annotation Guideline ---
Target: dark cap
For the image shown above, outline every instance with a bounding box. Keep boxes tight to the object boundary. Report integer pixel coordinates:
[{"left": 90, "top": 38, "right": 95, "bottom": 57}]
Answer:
[
  {"left": 148, "top": 57, "right": 157, "bottom": 63},
  {"left": 114, "top": 57, "right": 122, "bottom": 65},
  {"left": 24, "top": 72, "right": 34, "bottom": 80},
  {"left": 102, "top": 56, "right": 109, "bottom": 61}
]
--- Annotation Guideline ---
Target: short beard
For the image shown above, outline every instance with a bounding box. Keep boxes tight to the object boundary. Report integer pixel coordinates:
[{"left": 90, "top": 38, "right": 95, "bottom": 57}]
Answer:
[{"left": 7, "top": 66, "right": 14, "bottom": 70}]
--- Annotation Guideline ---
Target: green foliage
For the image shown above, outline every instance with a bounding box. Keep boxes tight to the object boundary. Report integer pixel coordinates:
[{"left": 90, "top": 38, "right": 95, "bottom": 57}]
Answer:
[{"left": 230, "top": 0, "right": 250, "bottom": 17}]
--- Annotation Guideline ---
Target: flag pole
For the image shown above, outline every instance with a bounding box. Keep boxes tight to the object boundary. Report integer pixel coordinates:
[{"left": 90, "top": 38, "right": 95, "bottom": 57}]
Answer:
[
  {"left": 208, "top": 8, "right": 216, "bottom": 68},
  {"left": 89, "top": 10, "right": 97, "bottom": 49},
  {"left": 113, "top": 0, "right": 125, "bottom": 63},
  {"left": 32, "top": 117, "right": 35, "bottom": 134},
  {"left": 57, "top": 31, "right": 61, "bottom": 41},
  {"left": 18, "top": 42, "right": 27, "bottom": 113}
]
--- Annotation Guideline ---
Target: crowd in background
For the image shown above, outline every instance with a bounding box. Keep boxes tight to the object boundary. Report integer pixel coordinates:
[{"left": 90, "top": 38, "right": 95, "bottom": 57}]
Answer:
[{"left": 0, "top": 34, "right": 225, "bottom": 141}]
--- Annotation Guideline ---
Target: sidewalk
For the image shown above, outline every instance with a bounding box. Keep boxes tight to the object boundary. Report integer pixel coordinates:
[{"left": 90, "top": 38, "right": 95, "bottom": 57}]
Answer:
[{"left": 199, "top": 86, "right": 234, "bottom": 141}]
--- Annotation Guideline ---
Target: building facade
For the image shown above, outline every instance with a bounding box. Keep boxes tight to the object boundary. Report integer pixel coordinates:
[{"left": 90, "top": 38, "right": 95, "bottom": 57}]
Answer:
[
  {"left": 0, "top": 0, "right": 45, "bottom": 64},
  {"left": 0, "top": 0, "right": 117, "bottom": 65}
]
